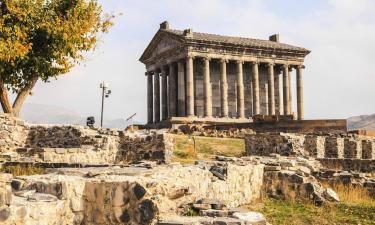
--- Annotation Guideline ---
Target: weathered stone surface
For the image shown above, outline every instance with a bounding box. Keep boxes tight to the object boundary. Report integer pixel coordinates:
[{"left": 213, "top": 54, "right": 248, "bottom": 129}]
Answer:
[
  {"left": 325, "top": 137, "right": 344, "bottom": 158},
  {"left": 0, "top": 174, "right": 12, "bottom": 207},
  {"left": 193, "top": 204, "right": 211, "bottom": 210},
  {"left": 0, "top": 161, "right": 263, "bottom": 225},
  {"left": 0, "top": 206, "right": 11, "bottom": 222},
  {"left": 246, "top": 133, "right": 306, "bottom": 157},
  {"left": 264, "top": 166, "right": 281, "bottom": 171},
  {"left": 232, "top": 212, "right": 266, "bottom": 225},
  {"left": 200, "top": 209, "right": 228, "bottom": 217},
  {"left": 261, "top": 156, "right": 342, "bottom": 205},
  {"left": 344, "top": 138, "right": 362, "bottom": 159},
  {"left": 362, "top": 139, "right": 375, "bottom": 159},
  {"left": 27, "top": 193, "right": 58, "bottom": 202},
  {"left": 246, "top": 133, "right": 375, "bottom": 160},
  {"left": 323, "top": 188, "right": 340, "bottom": 202}
]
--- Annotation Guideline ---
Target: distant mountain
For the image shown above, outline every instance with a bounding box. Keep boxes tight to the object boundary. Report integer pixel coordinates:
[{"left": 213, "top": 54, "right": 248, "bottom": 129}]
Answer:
[
  {"left": 19, "top": 103, "right": 138, "bottom": 129},
  {"left": 347, "top": 113, "right": 375, "bottom": 131}
]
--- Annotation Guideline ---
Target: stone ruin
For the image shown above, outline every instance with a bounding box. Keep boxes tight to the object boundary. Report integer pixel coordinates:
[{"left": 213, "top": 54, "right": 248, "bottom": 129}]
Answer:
[{"left": 0, "top": 114, "right": 375, "bottom": 224}]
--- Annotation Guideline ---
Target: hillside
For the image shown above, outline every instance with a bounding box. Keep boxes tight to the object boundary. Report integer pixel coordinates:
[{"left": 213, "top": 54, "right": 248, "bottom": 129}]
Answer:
[
  {"left": 347, "top": 113, "right": 375, "bottom": 131},
  {"left": 19, "top": 103, "right": 137, "bottom": 129}
]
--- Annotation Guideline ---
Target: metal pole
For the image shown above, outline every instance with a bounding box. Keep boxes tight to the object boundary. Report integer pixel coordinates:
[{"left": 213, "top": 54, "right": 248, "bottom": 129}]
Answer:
[{"left": 100, "top": 84, "right": 105, "bottom": 127}]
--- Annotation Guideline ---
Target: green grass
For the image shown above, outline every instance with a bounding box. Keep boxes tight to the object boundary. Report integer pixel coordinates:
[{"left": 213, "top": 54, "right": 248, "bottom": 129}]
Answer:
[
  {"left": 173, "top": 135, "right": 245, "bottom": 164},
  {"left": 260, "top": 198, "right": 375, "bottom": 225}
]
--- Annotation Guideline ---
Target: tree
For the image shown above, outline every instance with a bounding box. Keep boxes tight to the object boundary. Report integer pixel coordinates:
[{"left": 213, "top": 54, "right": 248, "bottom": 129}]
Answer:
[{"left": 0, "top": 0, "right": 113, "bottom": 116}]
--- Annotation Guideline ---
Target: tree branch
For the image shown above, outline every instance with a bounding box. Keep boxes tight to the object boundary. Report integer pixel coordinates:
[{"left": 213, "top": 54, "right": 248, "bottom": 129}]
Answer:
[
  {"left": 12, "top": 75, "right": 38, "bottom": 117},
  {"left": 0, "top": 76, "right": 13, "bottom": 114}
]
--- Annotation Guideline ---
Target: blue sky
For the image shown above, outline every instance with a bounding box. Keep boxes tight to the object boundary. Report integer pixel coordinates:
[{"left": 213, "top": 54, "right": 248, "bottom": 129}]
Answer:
[{"left": 24, "top": 0, "right": 375, "bottom": 122}]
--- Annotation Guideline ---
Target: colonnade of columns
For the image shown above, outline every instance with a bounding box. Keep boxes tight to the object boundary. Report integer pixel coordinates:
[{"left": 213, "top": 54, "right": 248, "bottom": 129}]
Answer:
[{"left": 146, "top": 57, "right": 304, "bottom": 124}]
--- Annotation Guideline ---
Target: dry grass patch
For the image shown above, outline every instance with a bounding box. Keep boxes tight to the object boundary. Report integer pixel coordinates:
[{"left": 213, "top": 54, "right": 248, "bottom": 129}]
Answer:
[
  {"left": 173, "top": 135, "right": 245, "bottom": 164},
  {"left": 0, "top": 164, "right": 46, "bottom": 176},
  {"left": 257, "top": 183, "right": 375, "bottom": 225},
  {"left": 321, "top": 182, "right": 374, "bottom": 206},
  {"left": 261, "top": 198, "right": 375, "bottom": 225},
  {"left": 334, "top": 183, "right": 373, "bottom": 205}
]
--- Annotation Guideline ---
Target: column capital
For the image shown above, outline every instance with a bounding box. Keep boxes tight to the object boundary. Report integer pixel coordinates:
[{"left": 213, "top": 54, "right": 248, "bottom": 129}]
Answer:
[
  {"left": 297, "top": 65, "right": 306, "bottom": 69},
  {"left": 282, "top": 64, "right": 290, "bottom": 69},
  {"left": 220, "top": 58, "right": 228, "bottom": 63},
  {"left": 154, "top": 68, "right": 161, "bottom": 74},
  {"left": 186, "top": 54, "right": 195, "bottom": 60},
  {"left": 251, "top": 61, "right": 259, "bottom": 65},
  {"left": 237, "top": 60, "right": 244, "bottom": 64},
  {"left": 202, "top": 57, "right": 211, "bottom": 62},
  {"left": 160, "top": 67, "right": 168, "bottom": 75},
  {"left": 267, "top": 62, "right": 275, "bottom": 67}
]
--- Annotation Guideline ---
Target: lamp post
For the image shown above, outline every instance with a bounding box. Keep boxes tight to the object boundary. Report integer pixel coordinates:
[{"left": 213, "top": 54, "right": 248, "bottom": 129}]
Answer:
[{"left": 100, "top": 81, "right": 111, "bottom": 127}]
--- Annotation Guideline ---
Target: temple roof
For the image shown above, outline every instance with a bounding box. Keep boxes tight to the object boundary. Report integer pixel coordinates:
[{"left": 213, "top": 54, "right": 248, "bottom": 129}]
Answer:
[
  {"left": 140, "top": 22, "right": 310, "bottom": 63},
  {"left": 164, "top": 29, "right": 310, "bottom": 53}
]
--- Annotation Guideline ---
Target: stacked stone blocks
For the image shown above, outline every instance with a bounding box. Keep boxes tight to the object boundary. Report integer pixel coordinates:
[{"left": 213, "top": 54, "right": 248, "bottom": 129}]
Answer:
[
  {"left": 0, "top": 114, "right": 175, "bottom": 165},
  {"left": 246, "top": 133, "right": 375, "bottom": 160}
]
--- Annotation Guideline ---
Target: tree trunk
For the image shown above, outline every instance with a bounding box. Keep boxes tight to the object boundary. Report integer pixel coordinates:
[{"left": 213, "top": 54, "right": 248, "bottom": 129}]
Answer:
[
  {"left": 12, "top": 75, "right": 39, "bottom": 117},
  {"left": 0, "top": 78, "right": 13, "bottom": 114}
]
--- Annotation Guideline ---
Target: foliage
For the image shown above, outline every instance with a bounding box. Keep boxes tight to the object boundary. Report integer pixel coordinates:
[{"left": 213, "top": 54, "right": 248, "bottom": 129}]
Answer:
[
  {"left": 0, "top": 0, "right": 114, "bottom": 115},
  {"left": 183, "top": 207, "right": 199, "bottom": 217}
]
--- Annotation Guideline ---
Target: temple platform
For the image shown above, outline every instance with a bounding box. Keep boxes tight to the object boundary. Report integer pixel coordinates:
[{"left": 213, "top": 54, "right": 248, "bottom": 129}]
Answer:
[{"left": 142, "top": 116, "right": 348, "bottom": 134}]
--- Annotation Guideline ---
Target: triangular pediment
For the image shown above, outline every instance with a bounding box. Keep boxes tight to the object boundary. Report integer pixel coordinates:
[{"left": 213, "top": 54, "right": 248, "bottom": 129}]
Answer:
[{"left": 139, "top": 30, "right": 184, "bottom": 63}]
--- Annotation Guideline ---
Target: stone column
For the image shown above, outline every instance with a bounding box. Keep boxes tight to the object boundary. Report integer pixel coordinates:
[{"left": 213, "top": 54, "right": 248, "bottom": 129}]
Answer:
[
  {"left": 220, "top": 59, "right": 229, "bottom": 117},
  {"left": 147, "top": 73, "right": 153, "bottom": 123},
  {"left": 236, "top": 61, "right": 245, "bottom": 118},
  {"left": 186, "top": 56, "right": 195, "bottom": 117},
  {"left": 267, "top": 63, "right": 275, "bottom": 115},
  {"left": 288, "top": 67, "right": 293, "bottom": 114},
  {"left": 168, "top": 63, "right": 177, "bottom": 118},
  {"left": 203, "top": 58, "right": 212, "bottom": 117},
  {"left": 249, "top": 76, "right": 253, "bottom": 116},
  {"left": 161, "top": 68, "right": 168, "bottom": 120},
  {"left": 282, "top": 65, "right": 290, "bottom": 115},
  {"left": 297, "top": 65, "right": 304, "bottom": 120},
  {"left": 252, "top": 62, "right": 260, "bottom": 115},
  {"left": 274, "top": 68, "right": 282, "bottom": 115},
  {"left": 264, "top": 83, "right": 269, "bottom": 115},
  {"left": 177, "top": 61, "right": 186, "bottom": 117},
  {"left": 153, "top": 71, "right": 160, "bottom": 122}
]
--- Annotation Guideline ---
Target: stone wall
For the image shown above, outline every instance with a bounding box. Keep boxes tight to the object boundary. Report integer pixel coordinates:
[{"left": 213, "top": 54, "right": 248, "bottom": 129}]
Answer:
[
  {"left": 0, "top": 114, "right": 28, "bottom": 151},
  {"left": 245, "top": 133, "right": 375, "bottom": 160},
  {"left": 0, "top": 115, "right": 175, "bottom": 165},
  {"left": 0, "top": 173, "right": 12, "bottom": 223},
  {"left": 245, "top": 133, "right": 307, "bottom": 156},
  {"left": 210, "top": 119, "right": 348, "bottom": 134},
  {"left": 116, "top": 132, "right": 174, "bottom": 164},
  {"left": 317, "top": 158, "right": 375, "bottom": 173},
  {"left": 2, "top": 160, "right": 264, "bottom": 225}
]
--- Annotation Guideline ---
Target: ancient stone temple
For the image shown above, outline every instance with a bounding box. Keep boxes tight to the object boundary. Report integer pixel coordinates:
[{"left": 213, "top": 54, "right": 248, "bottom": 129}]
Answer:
[{"left": 140, "top": 21, "right": 310, "bottom": 125}]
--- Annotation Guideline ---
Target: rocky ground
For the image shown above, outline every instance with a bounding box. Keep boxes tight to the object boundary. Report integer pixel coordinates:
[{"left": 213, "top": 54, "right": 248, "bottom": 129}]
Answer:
[{"left": 0, "top": 115, "right": 374, "bottom": 224}]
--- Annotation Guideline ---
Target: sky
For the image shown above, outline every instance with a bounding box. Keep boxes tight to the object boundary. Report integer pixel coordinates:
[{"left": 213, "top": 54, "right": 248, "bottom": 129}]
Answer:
[{"left": 21, "top": 0, "right": 375, "bottom": 123}]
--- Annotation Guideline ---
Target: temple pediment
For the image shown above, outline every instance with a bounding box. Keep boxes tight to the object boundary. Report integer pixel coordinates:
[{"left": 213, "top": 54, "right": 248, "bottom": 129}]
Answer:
[{"left": 139, "top": 31, "right": 183, "bottom": 63}]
